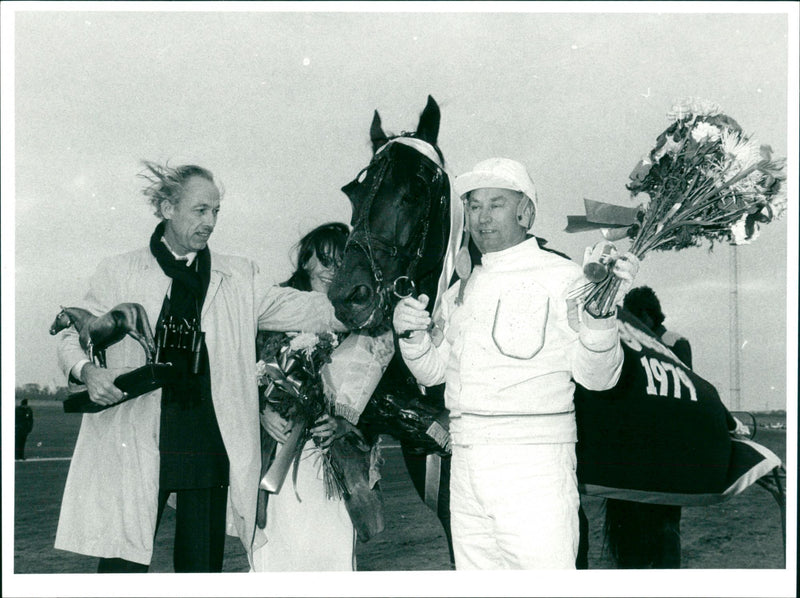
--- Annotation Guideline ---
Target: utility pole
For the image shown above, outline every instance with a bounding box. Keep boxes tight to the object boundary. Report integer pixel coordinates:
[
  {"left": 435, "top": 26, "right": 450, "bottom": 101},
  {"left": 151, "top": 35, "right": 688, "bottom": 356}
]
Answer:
[{"left": 729, "top": 243, "right": 742, "bottom": 412}]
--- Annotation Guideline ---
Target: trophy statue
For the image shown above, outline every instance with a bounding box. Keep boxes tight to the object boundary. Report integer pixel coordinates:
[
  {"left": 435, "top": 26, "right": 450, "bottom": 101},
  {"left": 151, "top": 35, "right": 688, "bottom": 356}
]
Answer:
[{"left": 49, "top": 303, "right": 177, "bottom": 413}]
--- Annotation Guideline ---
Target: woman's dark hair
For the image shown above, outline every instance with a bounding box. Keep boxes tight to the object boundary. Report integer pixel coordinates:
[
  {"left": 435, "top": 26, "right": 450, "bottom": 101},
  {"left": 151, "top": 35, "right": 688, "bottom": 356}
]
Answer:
[{"left": 283, "top": 222, "right": 350, "bottom": 291}]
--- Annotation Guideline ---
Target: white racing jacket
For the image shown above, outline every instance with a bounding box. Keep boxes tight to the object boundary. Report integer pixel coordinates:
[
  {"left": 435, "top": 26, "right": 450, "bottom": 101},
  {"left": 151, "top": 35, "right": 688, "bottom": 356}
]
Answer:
[{"left": 399, "top": 237, "right": 624, "bottom": 445}]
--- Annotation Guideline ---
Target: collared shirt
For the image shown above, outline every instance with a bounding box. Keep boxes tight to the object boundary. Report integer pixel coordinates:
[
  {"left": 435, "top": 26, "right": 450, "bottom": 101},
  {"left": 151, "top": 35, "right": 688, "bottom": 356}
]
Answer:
[{"left": 161, "top": 236, "right": 197, "bottom": 265}]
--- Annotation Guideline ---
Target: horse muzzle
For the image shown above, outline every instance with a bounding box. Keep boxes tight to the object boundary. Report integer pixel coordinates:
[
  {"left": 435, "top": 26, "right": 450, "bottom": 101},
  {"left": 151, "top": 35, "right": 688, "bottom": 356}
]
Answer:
[
  {"left": 330, "top": 282, "right": 388, "bottom": 331},
  {"left": 333, "top": 300, "right": 383, "bottom": 331}
]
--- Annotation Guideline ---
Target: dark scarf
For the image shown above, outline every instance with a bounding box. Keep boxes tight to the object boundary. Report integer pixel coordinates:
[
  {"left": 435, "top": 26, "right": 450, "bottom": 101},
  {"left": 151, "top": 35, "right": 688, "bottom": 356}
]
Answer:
[
  {"left": 150, "top": 220, "right": 211, "bottom": 405},
  {"left": 149, "top": 220, "right": 211, "bottom": 308},
  {"left": 149, "top": 223, "right": 229, "bottom": 487}
]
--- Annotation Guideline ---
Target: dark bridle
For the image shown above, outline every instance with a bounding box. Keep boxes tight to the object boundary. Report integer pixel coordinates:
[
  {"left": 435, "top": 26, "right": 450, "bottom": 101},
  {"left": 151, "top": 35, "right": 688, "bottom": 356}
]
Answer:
[{"left": 344, "top": 138, "right": 449, "bottom": 327}]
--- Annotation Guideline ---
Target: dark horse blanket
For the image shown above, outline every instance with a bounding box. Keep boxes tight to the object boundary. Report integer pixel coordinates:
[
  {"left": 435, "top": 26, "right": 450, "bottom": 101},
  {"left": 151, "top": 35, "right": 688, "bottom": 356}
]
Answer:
[{"left": 575, "top": 308, "right": 780, "bottom": 505}]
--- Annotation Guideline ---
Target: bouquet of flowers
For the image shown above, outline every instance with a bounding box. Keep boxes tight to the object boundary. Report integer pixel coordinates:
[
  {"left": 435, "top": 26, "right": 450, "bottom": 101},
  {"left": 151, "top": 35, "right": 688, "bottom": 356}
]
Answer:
[
  {"left": 256, "top": 331, "right": 343, "bottom": 497},
  {"left": 255, "top": 330, "right": 386, "bottom": 540},
  {"left": 583, "top": 98, "right": 786, "bottom": 317}
]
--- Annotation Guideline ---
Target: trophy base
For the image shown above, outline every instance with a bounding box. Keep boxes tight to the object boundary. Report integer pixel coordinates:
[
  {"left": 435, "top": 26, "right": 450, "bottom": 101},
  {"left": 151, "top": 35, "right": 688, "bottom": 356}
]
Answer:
[{"left": 63, "top": 363, "right": 177, "bottom": 413}]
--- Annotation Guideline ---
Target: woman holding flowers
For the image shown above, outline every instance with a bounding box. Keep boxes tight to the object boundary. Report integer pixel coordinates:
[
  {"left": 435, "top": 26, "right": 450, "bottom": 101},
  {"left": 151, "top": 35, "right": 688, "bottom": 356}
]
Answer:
[{"left": 251, "top": 222, "right": 394, "bottom": 572}]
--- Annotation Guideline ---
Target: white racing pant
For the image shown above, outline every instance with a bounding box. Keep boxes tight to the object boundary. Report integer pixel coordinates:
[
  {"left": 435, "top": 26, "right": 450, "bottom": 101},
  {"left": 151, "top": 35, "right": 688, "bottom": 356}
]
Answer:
[{"left": 450, "top": 442, "right": 579, "bottom": 569}]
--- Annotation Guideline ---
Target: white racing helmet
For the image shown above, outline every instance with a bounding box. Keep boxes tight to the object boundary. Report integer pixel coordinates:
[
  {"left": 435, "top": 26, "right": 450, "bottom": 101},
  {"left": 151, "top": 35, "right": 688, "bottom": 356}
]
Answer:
[{"left": 455, "top": 157, "right": 538, "bottom": 229}]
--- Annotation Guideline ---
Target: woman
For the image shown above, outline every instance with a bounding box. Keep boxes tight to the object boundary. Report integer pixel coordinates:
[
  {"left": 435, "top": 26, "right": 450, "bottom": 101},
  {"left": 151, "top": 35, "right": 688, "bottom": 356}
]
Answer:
[{"left": 251, "top": 222, "right": 394, "bottom": 572}]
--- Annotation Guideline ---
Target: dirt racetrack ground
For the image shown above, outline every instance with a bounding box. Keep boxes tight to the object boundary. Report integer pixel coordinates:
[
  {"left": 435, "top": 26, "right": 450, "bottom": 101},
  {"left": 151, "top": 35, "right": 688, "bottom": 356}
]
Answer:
[{"left": 11, "top": 403, "right": 787, "bottom": 580}]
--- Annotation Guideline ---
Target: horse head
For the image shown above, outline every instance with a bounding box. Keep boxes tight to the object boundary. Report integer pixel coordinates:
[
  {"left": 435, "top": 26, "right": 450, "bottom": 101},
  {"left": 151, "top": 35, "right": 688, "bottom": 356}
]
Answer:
[
  {"left": 328, "top": 96, "right": 452, "bottom": 332},
  {"left": 49, "top": 307, "right": 73, "bottom": 335}
]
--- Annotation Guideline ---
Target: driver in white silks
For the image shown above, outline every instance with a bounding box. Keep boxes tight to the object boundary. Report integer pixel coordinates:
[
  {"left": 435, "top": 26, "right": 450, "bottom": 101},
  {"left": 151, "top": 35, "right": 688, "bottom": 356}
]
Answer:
[{"left": 393, "top": 158, "right": 640, "bottom": 569}]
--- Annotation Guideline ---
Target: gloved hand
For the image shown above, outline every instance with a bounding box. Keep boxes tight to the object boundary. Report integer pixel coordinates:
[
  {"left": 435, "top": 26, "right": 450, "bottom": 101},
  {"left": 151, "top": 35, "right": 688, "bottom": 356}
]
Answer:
[
  {"left": 611, "top": 251, "right": 640, "bottom": 305},
  {"left": 393, "top": 294, "right": 431, "bottom": 344},
  {"left": 581, "top": 242, "right": 641, "bottom": 317}
]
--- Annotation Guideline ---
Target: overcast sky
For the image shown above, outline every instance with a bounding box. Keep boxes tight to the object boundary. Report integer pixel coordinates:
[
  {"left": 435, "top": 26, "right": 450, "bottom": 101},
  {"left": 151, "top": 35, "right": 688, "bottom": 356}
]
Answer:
[
  {"left": 6, "top": 4, "right": 796, "bottom": 414},
  {"left": 2, "top": 2, "right": 797, "bottom": 595}
]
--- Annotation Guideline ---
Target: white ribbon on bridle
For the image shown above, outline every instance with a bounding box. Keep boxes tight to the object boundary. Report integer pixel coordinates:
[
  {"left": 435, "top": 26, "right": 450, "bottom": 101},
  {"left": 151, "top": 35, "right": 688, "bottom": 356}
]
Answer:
[
  {"left": 376, "top": 136, "right": 443, "bottom": 168},
  {"left": 377, "top": 137, "right": 463, "bottom": 322}
]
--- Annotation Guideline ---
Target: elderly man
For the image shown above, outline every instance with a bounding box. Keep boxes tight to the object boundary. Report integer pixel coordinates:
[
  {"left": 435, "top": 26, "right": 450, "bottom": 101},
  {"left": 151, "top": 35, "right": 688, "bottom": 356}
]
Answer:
[
  {"left": 55, "top": 161, "right": 343, "bottom": 573},
  {"left": 393, "top": 158, "right": 639, "bottom": 569}
]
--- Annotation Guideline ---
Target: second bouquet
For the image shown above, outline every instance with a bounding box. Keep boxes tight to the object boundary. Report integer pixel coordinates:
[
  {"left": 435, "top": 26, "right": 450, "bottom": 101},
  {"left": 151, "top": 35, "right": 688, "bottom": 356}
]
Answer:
[{"left": 256, "top": 331, "right": 341, "bottom": 495}]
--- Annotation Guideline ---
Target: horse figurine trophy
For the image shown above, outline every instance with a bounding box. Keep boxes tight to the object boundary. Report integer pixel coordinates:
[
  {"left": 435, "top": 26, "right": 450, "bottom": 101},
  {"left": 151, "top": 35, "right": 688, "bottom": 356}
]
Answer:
[{"left": 50, "top": 303, "right": 176, "bottom": 413}]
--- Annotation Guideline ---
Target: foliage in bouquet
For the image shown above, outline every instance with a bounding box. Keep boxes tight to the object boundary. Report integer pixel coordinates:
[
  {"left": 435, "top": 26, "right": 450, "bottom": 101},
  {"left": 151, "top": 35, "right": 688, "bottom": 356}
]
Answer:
[
  {"left": 582, "top": 98, "right": 786, "bottom": 317},
  {"left": 624, "top": 97, "right": 786, "bottom": 253},
  {"left": 256, "top": 331, "right": 340, "bottom": 424}
]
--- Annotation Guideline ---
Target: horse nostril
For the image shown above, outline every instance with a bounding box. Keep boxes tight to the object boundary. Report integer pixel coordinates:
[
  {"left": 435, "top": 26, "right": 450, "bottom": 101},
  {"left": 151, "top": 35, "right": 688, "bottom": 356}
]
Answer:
[{"left": 348, "top": 284, "right": 373, "bottom": 306}]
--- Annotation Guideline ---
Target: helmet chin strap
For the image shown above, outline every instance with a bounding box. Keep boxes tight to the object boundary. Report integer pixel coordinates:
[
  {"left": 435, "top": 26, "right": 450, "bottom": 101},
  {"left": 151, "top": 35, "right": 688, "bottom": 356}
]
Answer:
[
  {"left": 430, "top": 154, "right": 463, "bottom": 319},
  {"left": 454, "top": 232, "right": 472, "bottom": 306}
]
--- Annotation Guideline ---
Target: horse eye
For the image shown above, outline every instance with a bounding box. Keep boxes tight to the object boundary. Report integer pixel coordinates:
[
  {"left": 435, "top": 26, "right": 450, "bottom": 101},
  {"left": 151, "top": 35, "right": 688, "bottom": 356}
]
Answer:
[{"left": 357, "top": 170, "right": 368, "bottom": 184}]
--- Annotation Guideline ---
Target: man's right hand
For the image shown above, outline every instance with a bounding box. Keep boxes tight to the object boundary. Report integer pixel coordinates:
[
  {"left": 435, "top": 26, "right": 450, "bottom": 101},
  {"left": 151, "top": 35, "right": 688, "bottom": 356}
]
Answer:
[
  {"left": 392, "top": 294, "right": 431, "bottom": 344},
  {"left": 81, "top": 363, "right": 129, "bottom": 406}
]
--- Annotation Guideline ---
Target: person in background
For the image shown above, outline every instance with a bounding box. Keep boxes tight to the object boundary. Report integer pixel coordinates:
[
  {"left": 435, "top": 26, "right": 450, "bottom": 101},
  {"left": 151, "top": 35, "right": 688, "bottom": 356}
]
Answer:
[
  {"left": 624, "top": 286, "right": 691, "bottom": 366},
  {"left": 252, "top": 222, "right": 394, "bottom": 571},
  {"left": 392, "top": 157, "right": 639, "bottom": 569},
  {"left": 54, "top": 161, "right": 344, "bottom": 573},
  {"left": 15, "top": 398, "right": 34, "bottom": 460},
  {"left": 604, "top": 285, "right": 689, "bottom": 569}
]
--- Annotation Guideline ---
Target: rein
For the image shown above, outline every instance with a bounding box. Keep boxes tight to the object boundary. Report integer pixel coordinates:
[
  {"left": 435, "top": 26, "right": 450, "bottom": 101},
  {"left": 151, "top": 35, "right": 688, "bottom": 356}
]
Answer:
[{"left": 346, "top": 142, "right": 446, "bottom": 323}]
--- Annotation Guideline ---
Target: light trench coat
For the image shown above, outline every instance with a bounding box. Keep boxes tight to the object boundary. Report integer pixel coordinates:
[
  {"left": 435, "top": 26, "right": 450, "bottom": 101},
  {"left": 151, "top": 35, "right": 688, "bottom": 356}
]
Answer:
[{"left": 55, "top": 246, "right": 341, "bottom": 565}]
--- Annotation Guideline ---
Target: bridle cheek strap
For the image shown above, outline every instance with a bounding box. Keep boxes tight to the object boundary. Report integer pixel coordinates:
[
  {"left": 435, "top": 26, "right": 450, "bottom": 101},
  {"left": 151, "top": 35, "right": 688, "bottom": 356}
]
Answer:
[
  {"left": 350, "top": 136, "right": 462, "bottom": 328},
  {"left": 377, "top": 136, "right": 463, "bottom": 316}
]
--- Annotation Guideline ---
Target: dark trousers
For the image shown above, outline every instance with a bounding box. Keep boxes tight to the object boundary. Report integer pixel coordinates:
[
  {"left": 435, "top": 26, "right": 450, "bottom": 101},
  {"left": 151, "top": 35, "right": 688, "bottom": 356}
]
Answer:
[
  {"left": 15, "top": 432, "right": 29, "bottom": 460},
  {"left": 605, "top": 499, "right": 681, "bottom": 569},
  {"left": 97, "top": 485, "right": 228, "bottom": 573},
  {"left": 576, "top": 504, "right": 589, "bottom": 569}
]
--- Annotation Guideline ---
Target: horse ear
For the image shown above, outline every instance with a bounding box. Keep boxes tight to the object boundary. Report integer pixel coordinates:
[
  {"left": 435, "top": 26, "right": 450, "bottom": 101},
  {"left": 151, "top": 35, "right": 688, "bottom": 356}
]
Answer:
[
  {"left": 415, "top": 95, "right": 440, "bottom": 145},
  {"left": 341, "top": 180, "right": 358, "bottom": 199},
  {"left": 370, "top": 110, "right": 389, "bottom": 154}
]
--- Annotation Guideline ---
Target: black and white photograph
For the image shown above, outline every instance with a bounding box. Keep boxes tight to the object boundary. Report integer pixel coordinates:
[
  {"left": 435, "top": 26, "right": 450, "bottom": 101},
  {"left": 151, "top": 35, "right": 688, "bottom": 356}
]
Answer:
[{"left": 2, "top": 2, "right": 797, "bottom": 597}]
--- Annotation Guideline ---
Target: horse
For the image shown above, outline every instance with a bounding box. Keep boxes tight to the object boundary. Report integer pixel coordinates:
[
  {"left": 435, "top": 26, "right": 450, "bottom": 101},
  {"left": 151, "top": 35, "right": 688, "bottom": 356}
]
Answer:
[
  {"left": 49, "top": 303, "right": 157, "bottom": 367},
  {"left": 329, "top": 97, "right": 597, "bottom": 567},
  {"left": 328, "top": 95, "right": 452, "bottom": 331},
  {"left": 328, "top": 95, "right": 457, "bottom": 562}
]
